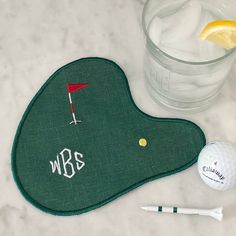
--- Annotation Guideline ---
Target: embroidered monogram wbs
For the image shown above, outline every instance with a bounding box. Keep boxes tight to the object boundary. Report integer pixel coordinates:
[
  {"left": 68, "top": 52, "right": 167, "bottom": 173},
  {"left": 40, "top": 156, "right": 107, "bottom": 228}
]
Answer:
[{"left": 50, "top": 148, "right": 85, "bottom": 179}]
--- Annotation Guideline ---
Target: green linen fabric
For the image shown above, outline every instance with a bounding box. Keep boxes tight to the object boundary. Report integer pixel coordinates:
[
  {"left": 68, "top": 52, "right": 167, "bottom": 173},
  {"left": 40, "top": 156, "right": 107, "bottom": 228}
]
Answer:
[{"left": 12, "top": 58, "right": 206, "bottom": 215}]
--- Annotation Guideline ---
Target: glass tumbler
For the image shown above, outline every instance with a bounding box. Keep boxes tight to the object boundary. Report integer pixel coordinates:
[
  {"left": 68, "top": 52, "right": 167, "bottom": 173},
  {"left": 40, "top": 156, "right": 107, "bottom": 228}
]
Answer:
[{"left": 142, "top": 0, "right": 236, "bottom": 113}]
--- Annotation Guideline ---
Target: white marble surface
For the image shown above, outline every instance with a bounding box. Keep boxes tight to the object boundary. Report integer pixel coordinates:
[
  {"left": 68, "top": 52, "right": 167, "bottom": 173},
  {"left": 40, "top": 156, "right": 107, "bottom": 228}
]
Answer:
[{"left": 1, "top": 0, "right": 236, "bottom": 235}]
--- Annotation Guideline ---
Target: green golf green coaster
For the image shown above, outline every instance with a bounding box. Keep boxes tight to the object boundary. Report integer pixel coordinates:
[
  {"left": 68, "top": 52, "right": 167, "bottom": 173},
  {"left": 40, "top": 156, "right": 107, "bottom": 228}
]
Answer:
[{"left": 12, "top": 57, "right": 205, "bottom": 215}]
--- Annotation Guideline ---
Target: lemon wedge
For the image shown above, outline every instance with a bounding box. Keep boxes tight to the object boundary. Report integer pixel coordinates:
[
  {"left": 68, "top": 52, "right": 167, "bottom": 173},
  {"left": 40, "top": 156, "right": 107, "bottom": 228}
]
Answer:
[{"left": 199, "top": 20, "right": 236, "bottom": 49}]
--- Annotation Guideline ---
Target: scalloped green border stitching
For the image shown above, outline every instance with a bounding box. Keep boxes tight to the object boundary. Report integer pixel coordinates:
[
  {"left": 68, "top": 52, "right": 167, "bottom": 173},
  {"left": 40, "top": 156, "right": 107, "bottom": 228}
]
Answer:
[{"left": 11, "top": 57, "right": 206, "bottom": 216}]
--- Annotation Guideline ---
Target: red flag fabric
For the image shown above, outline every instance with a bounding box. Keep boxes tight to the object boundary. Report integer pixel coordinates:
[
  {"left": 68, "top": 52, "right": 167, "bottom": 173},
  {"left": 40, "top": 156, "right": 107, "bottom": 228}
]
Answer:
[{"left": 67, "top": 83, "right": 90, "bottom": 93}]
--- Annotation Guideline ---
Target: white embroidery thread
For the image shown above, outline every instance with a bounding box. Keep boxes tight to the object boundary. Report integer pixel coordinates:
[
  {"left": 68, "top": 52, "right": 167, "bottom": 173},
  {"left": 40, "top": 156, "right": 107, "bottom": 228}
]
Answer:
[
  {"left": 74, "top": 152, "right": 85, "bottom": 171},
  {"left": 50, "top": 148, "right": 85, "bottom": 179},
  {"left": 50, "top": 154, "right": 62, "bottom": 175}
]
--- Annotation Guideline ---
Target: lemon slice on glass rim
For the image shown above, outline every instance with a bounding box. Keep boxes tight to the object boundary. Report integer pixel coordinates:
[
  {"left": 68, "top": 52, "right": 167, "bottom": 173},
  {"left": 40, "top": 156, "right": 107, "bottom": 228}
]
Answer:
[{"left": 200, "top": 20, "right": 236, "bottom": 50}]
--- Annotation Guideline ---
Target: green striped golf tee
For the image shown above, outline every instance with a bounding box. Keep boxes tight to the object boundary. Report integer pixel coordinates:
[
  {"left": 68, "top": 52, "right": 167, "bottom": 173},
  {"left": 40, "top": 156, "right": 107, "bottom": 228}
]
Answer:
[
  {"left": 141, "top": 206, "right": 223, "bottom": 221},
  {"left": 150, "top": 206, "right": 178, "bottom": 213}
]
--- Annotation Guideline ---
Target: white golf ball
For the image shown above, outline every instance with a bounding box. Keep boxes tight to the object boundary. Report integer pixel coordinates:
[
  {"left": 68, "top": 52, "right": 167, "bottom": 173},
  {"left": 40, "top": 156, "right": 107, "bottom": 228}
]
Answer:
[{"left": 198, "top": 141, "right": 236, "bottom": 191}]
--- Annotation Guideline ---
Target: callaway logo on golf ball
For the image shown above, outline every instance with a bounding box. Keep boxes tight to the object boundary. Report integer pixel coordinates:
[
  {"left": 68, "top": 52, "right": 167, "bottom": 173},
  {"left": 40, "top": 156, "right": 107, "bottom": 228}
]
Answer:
[
  {"left": 201, "top": 164, "right": 225, "bottom": 184},
  {"left": 198, "top": 141, "right": 236, "bottom": 191}
]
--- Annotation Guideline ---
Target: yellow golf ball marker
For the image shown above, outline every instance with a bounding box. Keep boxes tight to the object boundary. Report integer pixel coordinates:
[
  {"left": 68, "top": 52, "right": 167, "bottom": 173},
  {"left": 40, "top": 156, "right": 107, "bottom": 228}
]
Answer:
[{"left": 139, "top": 138, "right": 147, "bottom": 147}]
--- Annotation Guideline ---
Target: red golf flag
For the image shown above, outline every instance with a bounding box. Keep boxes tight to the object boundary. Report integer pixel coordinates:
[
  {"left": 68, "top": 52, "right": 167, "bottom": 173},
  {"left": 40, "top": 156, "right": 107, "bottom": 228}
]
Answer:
[{"left": 67, "top": 83, "right": 90, "bottom": 93}]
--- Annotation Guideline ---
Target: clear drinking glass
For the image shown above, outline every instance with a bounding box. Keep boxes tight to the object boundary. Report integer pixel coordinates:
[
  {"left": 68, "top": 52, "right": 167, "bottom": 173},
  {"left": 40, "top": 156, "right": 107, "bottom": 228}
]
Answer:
[{"left": 142, "top": 0, "right": 236, "bottom": 113}]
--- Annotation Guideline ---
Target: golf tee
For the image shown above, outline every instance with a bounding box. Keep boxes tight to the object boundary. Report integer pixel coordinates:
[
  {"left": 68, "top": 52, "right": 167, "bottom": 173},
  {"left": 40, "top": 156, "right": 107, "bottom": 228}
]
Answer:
[{"left": 141, "top": 206, "right": 223, "bottom": 221}]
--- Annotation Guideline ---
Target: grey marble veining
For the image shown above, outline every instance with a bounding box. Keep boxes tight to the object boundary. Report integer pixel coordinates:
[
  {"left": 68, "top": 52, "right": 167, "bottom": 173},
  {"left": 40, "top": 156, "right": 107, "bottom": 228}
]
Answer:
[{"left": 0, "top": 0, "right": 236, "bottom": 235}]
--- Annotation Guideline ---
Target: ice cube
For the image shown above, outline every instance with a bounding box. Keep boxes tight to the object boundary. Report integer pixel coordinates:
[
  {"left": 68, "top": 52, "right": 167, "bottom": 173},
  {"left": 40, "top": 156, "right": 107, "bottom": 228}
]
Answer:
[
  {"left": 198, "top": 40, "right": 226, "bottom": 61},
  {"left": 159, "top": 45, "right": 200, "bottom": 61},
  {"left": 161, "top": 0, "right": 202, "bottom": 44},
  {"left": 161, "top": 37, "right": 200, "bottom": 56},
  {"left": 195, "top": 7, "right": 215, "bottom": 35},
  {"left": 148, "top": 16, "right": 163, "bottom": 46}
]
